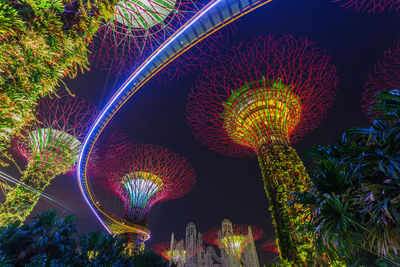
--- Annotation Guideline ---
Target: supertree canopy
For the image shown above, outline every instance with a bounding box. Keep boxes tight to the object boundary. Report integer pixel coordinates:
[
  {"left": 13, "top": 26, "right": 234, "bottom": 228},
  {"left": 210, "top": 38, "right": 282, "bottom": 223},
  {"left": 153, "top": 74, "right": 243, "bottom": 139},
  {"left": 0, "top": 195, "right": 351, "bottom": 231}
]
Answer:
[
  {"left": 98, "top": 142, "right": 195, "bottom": 254},
  {"left": 90, "top": 0, "right": 200, "bottom": 74},
  {"left": 203, "top": 221, "right": 263, "bottom": 261},
  {"left": 0, "top": 95, "right": 96, "bottom": 226},
  {"left": 152, "top": 241, "right": 186, "bottom": 262},
  {"left": 0, "top": 0, "right": 117, "bottom": 163},
  {"left": 187, "top": 35, "right": 338, "bottom": 265},
  {"left": 362, "top": 39, "right": 400, "bottom": 117},
  {"left": 154, "top": 29, "right": 231, "bottom": 82},
  {"left": 262, "top": 240, "right": 279, "bottom": 254},
  {"left": 332, "top": 0, "right": 400, "bottom": 12}
]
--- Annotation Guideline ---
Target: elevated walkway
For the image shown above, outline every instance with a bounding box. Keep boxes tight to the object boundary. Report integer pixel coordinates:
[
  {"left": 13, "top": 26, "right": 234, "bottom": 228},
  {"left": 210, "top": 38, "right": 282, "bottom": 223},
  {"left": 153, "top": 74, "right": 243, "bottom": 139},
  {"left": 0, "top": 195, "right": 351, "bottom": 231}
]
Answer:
[{"left": 77, "top": 0, "right": 273, "bottom": 238}]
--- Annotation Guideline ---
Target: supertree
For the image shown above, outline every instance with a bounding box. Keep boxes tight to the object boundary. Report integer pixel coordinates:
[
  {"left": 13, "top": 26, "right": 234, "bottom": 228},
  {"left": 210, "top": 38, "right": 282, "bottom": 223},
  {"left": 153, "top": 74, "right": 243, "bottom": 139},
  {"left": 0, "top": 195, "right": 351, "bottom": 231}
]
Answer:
[
  {"left": 262, "top": 240, "right": 279, "bottom": 254},
  {"left": 152, "top": 241, "right": 186, "bottom": 263},
  {"left": 362, "top": 39, "right": 400, "bottom": 117},
  {"left": 332, "top": 0, "right": 400, "bottom": 12},
  {"left": 203, "top": 221, "right": 263, "bottom": 262},
  {"left": 154, "top": 29, "right": 231, "bottom": 82},
  {"left": 186, "top": 35, "right": 338, "bottom": 265},
  {"left": 97, "top": 142, "right": 195, "bottom": 255},
  {"left": 0, "top": 0, "right": 117, "bottom": 163},
  {"left": 0, "top": 94, "right": 96, "bottom": 225},
  {"left": 89, "top": 0, "right": 201, "bottom": 74}
]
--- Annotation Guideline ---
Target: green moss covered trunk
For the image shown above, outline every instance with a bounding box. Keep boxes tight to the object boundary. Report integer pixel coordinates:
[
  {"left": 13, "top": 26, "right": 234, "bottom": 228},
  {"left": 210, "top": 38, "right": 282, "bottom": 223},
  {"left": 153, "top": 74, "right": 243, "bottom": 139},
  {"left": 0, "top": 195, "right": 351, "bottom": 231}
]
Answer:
[
  {"left": 257, "top": 145, "right": 313, "bottom": 266},
  {"left": 120, "top": 232, "right": 146, "bottom": 256},
  {"left": 0, "top": 165, "right": 56, "bottom": 226}
]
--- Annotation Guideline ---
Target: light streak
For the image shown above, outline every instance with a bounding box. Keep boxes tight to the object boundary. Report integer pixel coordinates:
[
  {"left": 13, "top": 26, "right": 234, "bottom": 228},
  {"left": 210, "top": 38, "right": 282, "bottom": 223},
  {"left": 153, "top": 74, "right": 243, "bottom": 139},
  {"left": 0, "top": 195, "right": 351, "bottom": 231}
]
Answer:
[{"left": 0, "top": 170, "right": 83, "bottom": 217}]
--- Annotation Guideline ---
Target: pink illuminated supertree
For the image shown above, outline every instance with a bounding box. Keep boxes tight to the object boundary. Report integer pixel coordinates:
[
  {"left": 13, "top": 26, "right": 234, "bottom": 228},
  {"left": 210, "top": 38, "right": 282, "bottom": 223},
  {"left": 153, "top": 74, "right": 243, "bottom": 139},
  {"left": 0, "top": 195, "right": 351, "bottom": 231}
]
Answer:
[
  {"left": 155, "top": 25, "right": 235, "bottom": 82},
  {"left": 97, "top": 142, "right": 196, "bottom": 254},
  {"left": 186, "top": 35, "right": 337, "bottom": 264},
  {"left": 332, "top": 0, "right": 400, "bottom": 12},
  {"left": 362, "top": 39, "right": 400, "bottom": 117},
  {"left": 152, "top": 242, "right": 173, "bottom": 260},
  {"left": 262, "top": 240, "right": 279, "bottom": 254},
  {"left": 152, "top": 241, "right": 186, "bottom": 262},
  {"left": 154, "top": 34, "right": 227, "bottom": 82},
  {"left": 89, "top": 0, "right": 201, "bottom": 74},
  {"left": 203, "top": 221, "right": 263, "bottom": 261},
  {"left": 0, "top": 94, "right": 96, "bottom": 225}
]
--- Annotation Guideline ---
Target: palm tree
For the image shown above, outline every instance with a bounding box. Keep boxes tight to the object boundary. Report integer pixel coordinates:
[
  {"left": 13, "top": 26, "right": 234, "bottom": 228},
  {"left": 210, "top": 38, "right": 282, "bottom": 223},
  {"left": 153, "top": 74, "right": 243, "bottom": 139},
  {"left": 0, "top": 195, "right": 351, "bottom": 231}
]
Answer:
[
  {"left": 294, "top": 90, "right": 400, "bottom": 266},
  {"left": 0, "top": 210, "right": 130, "bottom": 266}
]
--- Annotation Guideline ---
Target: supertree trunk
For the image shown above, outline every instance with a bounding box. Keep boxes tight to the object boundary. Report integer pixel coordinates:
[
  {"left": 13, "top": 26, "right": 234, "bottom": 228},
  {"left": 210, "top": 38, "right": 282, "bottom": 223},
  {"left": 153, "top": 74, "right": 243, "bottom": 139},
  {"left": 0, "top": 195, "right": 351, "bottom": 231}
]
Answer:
[
  {"left": 257, "top": 145, "right": 313, "bottom": 266},
  {"left": 0, "top": 165, "right": 56, "bottom": 225},
  {"left": 121, "top": 232, "right": 146, "bottom": 256}
]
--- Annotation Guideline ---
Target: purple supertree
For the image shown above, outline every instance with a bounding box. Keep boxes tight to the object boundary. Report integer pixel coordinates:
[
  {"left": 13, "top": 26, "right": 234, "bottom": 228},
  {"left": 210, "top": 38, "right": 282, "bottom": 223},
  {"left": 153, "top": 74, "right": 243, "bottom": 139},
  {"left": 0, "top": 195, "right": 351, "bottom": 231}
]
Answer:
[
  {"left": 89, "top": 0, "right": 201, "bottom": 75},
  {"left": 154, "top": 25, "right": 236, "bottom": 82},
  {"left": 97, "top": 141, "right": 196, "bottom": 254},
  {"left": 186, "top": 35, "right": 337, "bottom": 264},
  {"left": 332, "top": 0, "right": 400, "bottom": 13},
  {"left": 0, "top": 94, "right": 96, "bottom": 225},
  {"left": 362, "top": 39, "right": 400, "bottom": 117}
]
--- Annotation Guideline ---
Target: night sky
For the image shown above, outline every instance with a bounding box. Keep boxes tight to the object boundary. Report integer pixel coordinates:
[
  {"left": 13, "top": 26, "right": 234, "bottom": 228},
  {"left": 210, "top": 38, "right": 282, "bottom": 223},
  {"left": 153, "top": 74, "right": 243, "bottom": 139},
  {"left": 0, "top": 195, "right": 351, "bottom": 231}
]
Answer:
[{"left": 3, "top": 0, "right": 399, "bottom": 265}]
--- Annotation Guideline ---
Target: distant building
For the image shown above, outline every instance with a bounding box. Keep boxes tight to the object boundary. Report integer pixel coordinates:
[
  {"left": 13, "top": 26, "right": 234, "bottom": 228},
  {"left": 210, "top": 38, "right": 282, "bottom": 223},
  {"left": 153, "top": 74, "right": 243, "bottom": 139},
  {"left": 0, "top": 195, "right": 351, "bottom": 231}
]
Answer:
[{"left": 167, "top": 219, "right": 261, "bottom": 267}]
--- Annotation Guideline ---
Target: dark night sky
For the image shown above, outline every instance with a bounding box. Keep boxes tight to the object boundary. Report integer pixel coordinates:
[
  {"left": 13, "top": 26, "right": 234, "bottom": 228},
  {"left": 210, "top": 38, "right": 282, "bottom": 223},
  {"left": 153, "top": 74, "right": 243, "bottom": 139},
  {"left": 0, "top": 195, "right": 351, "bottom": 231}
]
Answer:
[{"left": 2, "top": 0, "right": 399, "bottom": 265}]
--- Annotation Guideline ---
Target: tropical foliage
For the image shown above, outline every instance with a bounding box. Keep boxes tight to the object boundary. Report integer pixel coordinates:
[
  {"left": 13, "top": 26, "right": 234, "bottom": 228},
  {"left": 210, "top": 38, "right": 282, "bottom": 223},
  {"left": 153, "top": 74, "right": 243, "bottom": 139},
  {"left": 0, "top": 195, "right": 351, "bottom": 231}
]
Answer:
[
  {"left": 0, "top": 210, "right": 169, "bottom": 266},
  {"left": 295, "top": 90, "right": 400, "bottom": 266},
  {"left": 0, "top": 210, "right": 126, "bottom": 265},
  {"left": 0, "top": 0, "right": 117, "bottom": 163}
]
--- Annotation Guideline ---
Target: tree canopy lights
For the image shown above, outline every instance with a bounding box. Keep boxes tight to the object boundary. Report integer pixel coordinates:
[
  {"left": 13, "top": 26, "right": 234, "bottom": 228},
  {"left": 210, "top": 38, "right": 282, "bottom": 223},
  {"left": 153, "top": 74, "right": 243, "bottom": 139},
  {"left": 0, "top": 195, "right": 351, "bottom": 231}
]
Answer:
[{"left": 223, "top": 79, "right": 302, "bottom": 148}]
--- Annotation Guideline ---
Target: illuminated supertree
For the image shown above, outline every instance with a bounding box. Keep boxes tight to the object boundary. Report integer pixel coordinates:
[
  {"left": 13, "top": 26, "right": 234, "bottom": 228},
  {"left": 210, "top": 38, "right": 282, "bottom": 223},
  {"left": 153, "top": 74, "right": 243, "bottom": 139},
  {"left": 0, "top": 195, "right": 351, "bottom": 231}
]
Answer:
[
  {"left": 203, "top": 220, "right": 263, "bottom": 263},
  {"left": 362, "top": 39, "right": 400, "bottom": 117},
  {"left": 187, "top": 35, "right": 338, "bottom": 264},
  {"left": 0, "top": 0, "right": 116, "bottom": 162},
  {"left": 153, "top": 241, "right": 174, "bottom": 261},
  {"left": 154, "top": 25, "right": 235, "bottom": 82},
  {"left": 89, "top": 0, "right": 200, "bottom": 74},
  {"left": 152, "top": 241, "right": 186, "bottom": 264},
  {"left": 98, "top": 143, "right": 195, "bottom": 255},
  {"left": 262, "top": 240, "right": 279, "bottom": 254},
  {"left": 332, "top": 0, "right": 400, "bottom": 12},
  {"left": 0, "top": 95, "right": 96, "bottom": 225},
  {"left": 155, "top": 32, "right": 229, "bottom": 82}
]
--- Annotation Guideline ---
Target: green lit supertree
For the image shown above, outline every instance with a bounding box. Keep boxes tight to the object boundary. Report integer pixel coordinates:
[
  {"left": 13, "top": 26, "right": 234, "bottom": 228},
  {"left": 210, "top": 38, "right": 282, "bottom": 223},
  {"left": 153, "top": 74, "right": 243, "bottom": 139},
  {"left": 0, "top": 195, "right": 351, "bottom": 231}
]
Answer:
[
  {"left": 0, "top": 95, "right": 96, "bottom": 225},
  {"left": 0, "top": 0, "right": 117, "bottom": 163},
  {"left": 186, "top": 36, "right": 338, "bottom": 265},
  {"left": 94, "top": 141, "right": 196, "bottom": 255}
]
